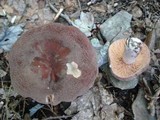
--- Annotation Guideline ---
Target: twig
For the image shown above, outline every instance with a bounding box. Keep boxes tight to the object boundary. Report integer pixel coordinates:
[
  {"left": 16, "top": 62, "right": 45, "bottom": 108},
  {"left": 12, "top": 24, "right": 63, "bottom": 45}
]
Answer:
[
  {"left": 87, "top": 0, "right": 97, "bottom": 6},
  {"left": 148, "top": 88, "right": 160, "bottom": 116},
  {"left": 142, "top": 78, "right": 153, "bottom": 95},
  {"left": 77, "top": 0, "right": 81, "bottom": 10},
  {"left": 42, "top": 115, "right": 73, "bottom": 120},
  {"left": 142, "top": 78, "right": 159, "bottom": 116},
  {"left": 53, "top": 7, "right": 64, "bottom": 21},
  {"left": 49, "top": 3, "right": 74, "bottom": 25}
]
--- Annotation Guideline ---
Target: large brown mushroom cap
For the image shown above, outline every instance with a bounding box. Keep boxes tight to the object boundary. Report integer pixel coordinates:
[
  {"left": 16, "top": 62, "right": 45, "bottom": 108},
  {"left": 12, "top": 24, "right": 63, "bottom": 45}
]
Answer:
[
  {"left": 108, "top": 39, "right": 150, "bottom": 80},
  {"left": 9, "top": 23, "right": 98, "bottom": 105}
]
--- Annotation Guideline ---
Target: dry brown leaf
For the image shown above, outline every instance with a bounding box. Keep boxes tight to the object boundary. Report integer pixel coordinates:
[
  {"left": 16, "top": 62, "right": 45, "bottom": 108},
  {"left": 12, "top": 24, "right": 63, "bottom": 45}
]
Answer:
[
  {"left": 11, "top": 0, "right": 26, "bottom": 15},
  {"left": 25, "top": 0, "right": 38, "bottom": 10},
  {"left": 91, "top": 4, "right": 106, "bottom": 13},
  {"left": 38, "top": 0, "right": 46, "bottom": 9},
  {"left": 0, "top": 7, "right": 6, "bottom": 16},
  {"left": 37, "top": 8, "right": 54, "bottom": 21},
  {"left": 25, "top": 8, "right": 38, "bottom": 18},
  {"left": 65, "top": 0, "right": 78, "bottom": 11},
  {"left": 3, "top": 5, "right": 13, "bottom": 14},
  {"left": 132, "top": 6, "right": 143, "bottom": 18},
  {"left": 144, "top": 30, "right": 156, "bottom": 50}
]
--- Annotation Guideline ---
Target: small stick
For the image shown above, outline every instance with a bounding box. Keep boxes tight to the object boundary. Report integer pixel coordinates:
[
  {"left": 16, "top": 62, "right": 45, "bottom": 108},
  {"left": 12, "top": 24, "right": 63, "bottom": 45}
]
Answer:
[
  {"left": 53, "top": 7, "right": 64, "bottom": 21},
  {"left": 49, "top": 3, "right": 74, "bottom": 25},
  {"left": 87, "top": 1, "right": 92, "bottom": 6},
  {"left": 87, "top": 0, "right": 97, "bottom": 5},
  {"left": 43, "top": 115, "right": 73, "bottom": 120},
  {"left": 142, "top": 78, "right": 152, "bottom": 95},
  {"left": 77, "top": 0, "right": 81, "bottom": 10},
  {"left": 148, "top": 88, "right": 160, "bottom": 116}
]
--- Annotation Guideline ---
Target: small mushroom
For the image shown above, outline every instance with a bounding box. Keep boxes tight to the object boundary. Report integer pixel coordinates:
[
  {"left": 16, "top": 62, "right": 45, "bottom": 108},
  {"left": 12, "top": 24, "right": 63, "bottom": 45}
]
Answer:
[
  {"left": 9, "top": 23, "right": 98, "bottom": 105},
  {"left": 108, "top": 37, "right": 150, "bottom": 80}
]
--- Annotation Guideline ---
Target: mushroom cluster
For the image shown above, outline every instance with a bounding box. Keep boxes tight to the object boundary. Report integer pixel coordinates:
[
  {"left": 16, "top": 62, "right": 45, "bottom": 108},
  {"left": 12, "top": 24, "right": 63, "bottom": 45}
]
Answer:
[
  {"left": 108, "top": 38, "right": 150, "bottom": 80},
  {"left": 9, "top": 23, "right": 98, "bottom": 105}
]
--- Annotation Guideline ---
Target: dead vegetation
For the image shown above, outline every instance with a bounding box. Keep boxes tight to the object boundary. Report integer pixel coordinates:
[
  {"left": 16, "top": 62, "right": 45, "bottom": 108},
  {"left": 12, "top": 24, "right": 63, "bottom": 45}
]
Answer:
[{"left": 0, "top": 0, "right": 160, "bottom": 120}]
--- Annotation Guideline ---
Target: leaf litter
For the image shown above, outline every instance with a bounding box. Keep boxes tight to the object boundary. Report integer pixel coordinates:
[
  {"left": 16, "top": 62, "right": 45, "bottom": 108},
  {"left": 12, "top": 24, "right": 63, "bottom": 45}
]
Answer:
[
  {"left": 65, "top": 75, "right": 124, "bottom": 120},
  {"left": 0, "top": 0, "right": 160, "bottom": 120},
  {"left": 0, "top": 23, "right": 25, "bottom": 52},
  {"left": 72, "top": 11, "right": 94, "bottom": 37}
]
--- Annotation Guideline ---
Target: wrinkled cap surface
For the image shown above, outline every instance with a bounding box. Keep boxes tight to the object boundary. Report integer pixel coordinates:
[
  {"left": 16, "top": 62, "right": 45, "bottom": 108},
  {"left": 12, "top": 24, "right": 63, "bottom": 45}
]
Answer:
[
  {"left": 9, "top": 23, "right": 98, "bottom": 105},
  {"left": 108, "top": 39, "right": 150, "bottom": 80}
]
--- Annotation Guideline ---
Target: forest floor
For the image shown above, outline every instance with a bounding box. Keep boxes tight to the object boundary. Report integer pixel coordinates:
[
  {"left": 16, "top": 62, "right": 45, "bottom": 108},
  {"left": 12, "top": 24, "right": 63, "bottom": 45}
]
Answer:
[{"left": 0, "top": 0, "right": 160, "bottom": 120}]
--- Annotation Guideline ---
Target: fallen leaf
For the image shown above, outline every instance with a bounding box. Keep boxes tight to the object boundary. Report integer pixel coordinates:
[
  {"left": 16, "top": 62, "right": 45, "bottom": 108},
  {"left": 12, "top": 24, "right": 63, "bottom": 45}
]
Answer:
[
  {"left": 65, "top": 81, "right": 124, "bottom": 120},
  {"left": 3, "top": 5, "right": 13, "bottom": 14},
  {"left": 0, "top": 69, "right": 7, "bottom": 77},
  {"left": 0, "top": 23, "right": 25, "bottom": 51},
  {"left": 73, "top": 12, "right": 94, "bottom": 37},
  {"left": 65, "top": 0, "right": 78, "bottom": 11},
  {"left": 10, "top": 0, "right": 26, "bottom": 15},
  {"left": 38, "top": 7, "right": 54, "bottom": 21},
  {"left": 132, "top": 89, "right": 156, "bottom": 120},
  {"left": 91, "top": 4, "right": 106, "bottom": 13},
  {"left": 29, "top": 104, "right": 44, "bottom": 117},
  {"left": 0, "top": 88, "right": 5, "bottom": 95},
  {"left": 145, "top": 30, "right": 156, "bottom": 50},
  {"left": 0, "top": 7, "right": 6, "bottom": 16},
  {"left": 132, "top": 6, "right": 143, "bottom": 18}
]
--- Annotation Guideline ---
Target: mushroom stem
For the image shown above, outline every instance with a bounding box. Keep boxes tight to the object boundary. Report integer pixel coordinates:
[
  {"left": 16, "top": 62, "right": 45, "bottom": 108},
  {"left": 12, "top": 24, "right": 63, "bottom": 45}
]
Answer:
[{"left": 122, "top": 37, "right": 142, "bottom": 64}]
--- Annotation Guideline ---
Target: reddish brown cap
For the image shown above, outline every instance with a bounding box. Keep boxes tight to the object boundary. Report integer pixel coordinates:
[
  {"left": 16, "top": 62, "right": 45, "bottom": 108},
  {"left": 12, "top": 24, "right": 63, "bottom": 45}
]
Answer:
[
  {"left": 9, "top": 23, "right": 98, "bottom": 105},
  {"left": 108, "top": 39, "right": 150, "bottom": 80}
]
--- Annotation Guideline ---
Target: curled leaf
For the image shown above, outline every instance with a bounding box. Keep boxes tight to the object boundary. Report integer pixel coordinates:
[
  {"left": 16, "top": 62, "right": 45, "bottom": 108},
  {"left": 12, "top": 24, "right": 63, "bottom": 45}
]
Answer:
[
  {"left": 73, "top": 12, "right": 94, "bottom": 37},
  {"left": 0, "top": 23, "right": 24, "bottom": 52}
]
